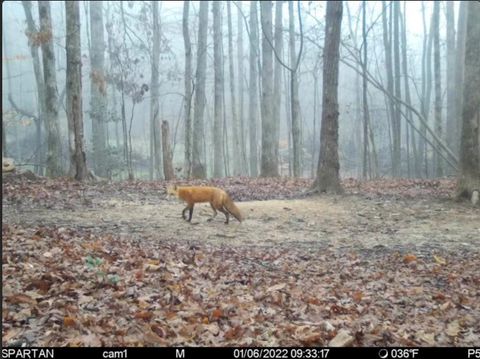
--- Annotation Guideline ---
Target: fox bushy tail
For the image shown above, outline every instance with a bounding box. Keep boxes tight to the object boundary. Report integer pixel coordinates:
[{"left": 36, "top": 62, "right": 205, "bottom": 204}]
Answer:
[{"left": 223, "top": 195, "right": 243, "bottom": 222}]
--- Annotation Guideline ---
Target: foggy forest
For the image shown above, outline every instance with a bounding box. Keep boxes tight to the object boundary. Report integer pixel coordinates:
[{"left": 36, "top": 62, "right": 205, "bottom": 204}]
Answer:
[{"left": 2, "top": 0, "right": 480, "bottom": 349}]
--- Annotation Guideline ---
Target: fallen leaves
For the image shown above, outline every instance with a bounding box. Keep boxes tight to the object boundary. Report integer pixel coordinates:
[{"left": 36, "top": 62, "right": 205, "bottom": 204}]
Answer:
[{"left": 2, "top": 177, "right": 479, "bottom": 347}]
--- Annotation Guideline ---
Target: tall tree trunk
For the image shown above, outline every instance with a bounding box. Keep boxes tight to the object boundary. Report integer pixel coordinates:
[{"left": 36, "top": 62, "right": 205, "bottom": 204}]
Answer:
[
  {"left": 192, "top": 1, "right": 208, "bottom": 179},
  {"left": 272, "top": 0, "right": 283, "bottom": 176},
  {"left": 289, "top": 0, "right": 303, "bottom": 178},
  {"left": 312, "top": 1, "right": 343, "bottom": 194},
  {"left": 213, "top": 1, "right": 224, "bottom": 178},
  {"left": 454, "top": 2, "right": 467, "bottom": 162},
  {"left": 89, "top": 1, "right": 107, "bottom": 177},
  {"left": 65, "top": 0, "right": 88, "bottom": 180},
  {"left": 260, "top": 1, "right": 277, "bottom": 177},
  {"left": 183, "top": 1, "right": 192, "bottom": 178},
  {"left": 420, "top": 4, "right": 434, "bottom": 178},
  {"left": 162, "top": 120, "right": 175, "bottom": 180},
  {"left": 237, "top": 2, "right": 247, "bottom": 174},
  {"left": 392, "top": 1, "right": 402, "bottom": 176},
  {"left": 227, "top": 2, "right": 241, "bottom": 175},
  {"left": 38, "top": 0, "right": 62, "bottom": 177},
  {"left": 457, "top": 2, "right": 480, "bottom": 202},
  {"left": 433, "top": 1, "right": 443, "bottom": 177},
  {"left": 362, "top": 1, "right": 370, "bottom": 179},
  {"left": 445, "top": 1, "right": 456, "bottom": 162},
  {"left": 150, "top": 1, "right": 162, "bottom": 179},
  {"left": 401, "top": 1, "right": 419, "bottom": 177},
  {"left": 22, "top": 0, "right": 45, "bottom": 175},
  {"left": 382, "top": 1, "right": 395, "bottom": 176},
  {"left": 248, "top": 0, "right": 259, "bottom": 176}
]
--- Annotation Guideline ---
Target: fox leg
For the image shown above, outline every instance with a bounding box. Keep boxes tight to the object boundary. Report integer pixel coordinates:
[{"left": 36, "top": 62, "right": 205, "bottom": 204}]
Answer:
[
  {"left": 182, "top": 204, "right": 194, "bottom": 221},
  {"left": 217, "top": 206, "right": 230, "bottom": 224},
  {"left": 207, "top": 203, "right": 218, "bottom": 222}
]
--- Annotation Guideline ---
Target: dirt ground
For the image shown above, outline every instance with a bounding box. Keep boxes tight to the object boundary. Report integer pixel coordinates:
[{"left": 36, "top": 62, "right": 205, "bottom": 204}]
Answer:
[{"left": 4, "top": 193, "right": 479, "bottom": 253}]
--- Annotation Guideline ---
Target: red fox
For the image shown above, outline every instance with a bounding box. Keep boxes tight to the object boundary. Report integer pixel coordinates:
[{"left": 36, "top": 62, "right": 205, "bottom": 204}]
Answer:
[{"left": 166, "top": 185, "right": 243, "bottom": 224}]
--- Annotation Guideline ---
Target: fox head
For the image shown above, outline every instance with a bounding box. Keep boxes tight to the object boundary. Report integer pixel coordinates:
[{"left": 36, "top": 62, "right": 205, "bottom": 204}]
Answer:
[{"left": 166, "top": 184, "right": 178, "bottom": 197}]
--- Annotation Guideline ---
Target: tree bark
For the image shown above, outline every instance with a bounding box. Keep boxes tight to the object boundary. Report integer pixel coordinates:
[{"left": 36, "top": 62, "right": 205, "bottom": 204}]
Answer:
[
  {"left": 89, "top": 1, "right": 107, "bottom": 177},
  {"left": 150, "top": 1, "right": 162, "bottom": 179},
  {"left": 289, "top": 0, "right": 302, "bottom": 178},
  {"left": 260, "top": 1, "right": 277, "bottom": 177},
  {"left": 237, "top": 2, "right": 247, "bottom": 174},
  {"left": 401, "top": 1, "right": 419, "bottom": 177},
  {"left": 22, "top": 1, "right": 45, "bottom": 175},
  {"left": 273, "top": 1, "right": 283, "bottom": 175},
  {"left": 393, "top": 1, "right": 402, "bottom": 177},
  {"left": 362, "top": 1, "right": 370, "bottom": 179},
  {"left": 192, "top": 1, "right": 209, "bottom": 179},
  {"left": 248, "top": 1, "right": 259, "bottom": 176},
  {"left": 213, "top": 1, "right": 224, "bottom": 178},
  {"left": 65, "top": 0, "right": 88, "bottom": 180},
  {"left": 382, "top": 1, "right": 396, "bottom": 176},
  {"left": 162, "top": 120, "right": 175, "bottom": 181},
  {"left": 183, "top": 1, "right": 192, "bottom": 178},
  {"left": 433, "top": 1, "right": 443, "bottom": 177},
  {"left": 445, "top": 1, "right": 456, "bottom": 160},
  {"left": 312, "top": 1, "right": 343, "bottom": 194},
  {"left": 227, "top": 2, "right": 241, "bottom": 175},
  {"left": 454, "top": 2, "right": 467, "bottom": 161},
  {"left": 38, "top": 0, "right": 62, "bottom": 177},
  {"left": 457, "top": 2, "right": 480, "bottom": 201}
]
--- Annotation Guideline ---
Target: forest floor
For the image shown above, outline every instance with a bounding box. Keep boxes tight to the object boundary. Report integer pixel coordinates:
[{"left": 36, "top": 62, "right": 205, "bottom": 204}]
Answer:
[{"left": 2, "top": 174, "right": 479, "bottom": 346}]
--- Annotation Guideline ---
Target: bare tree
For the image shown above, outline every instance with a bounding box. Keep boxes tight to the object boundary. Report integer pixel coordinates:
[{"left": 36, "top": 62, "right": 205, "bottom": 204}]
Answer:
[
  {"left": 393, "top": 1, "right": 402, "bottom": 176},
  {"left": 457, "top": 1, "right": 480, "bottom": 203},
  {"left": 65, "top": 0, "right": 88, "bottom": 180},
  {"left": 401, "top": 1, "right": 419, "bottom": 177},
  {"left": 260, "top": 1, "right": 277, "bottom": 177},
  {"left": 433, "top": 1, "right": 443, "bottom": 177},
  {"left": 237, "top": 1, "right": 247, "bottom": 174},
  {"left": 273, "top": 1, "right": 283, "bottom": 175},
  {"left": 445, "top": 1, "right": 456, "bottom": 159},
  {"left": 21, "top": 1, "right": 45, "bottom": 175},
  {"left": 362, "top": 1, "right": 371, "bottom": 178},
  {"left": 312, "top": 1, "right": 343, "bottom": 193},
  {"left": 38, "top": 0, "right": 62, "bottom": 177},
  {"left": 420, "top": 3, "right": 434, "bottom": 177},
  {"left": 183, "top": 1, "right": 192, "bottom": 178},
  {"left": 89, "top": 1, "right": 107, "bottom": 177},
  {"left": 192, "top": 1, "right": 209, "bottom": 179},
  {"left": 150, "top": 1, "right": 162, "bottom": 179},
  {"left": 288, "top": 0, "right": 303, "bottom": 178},
  {"left": 227, "top": 2, "right": 241, "bottom": 175},
  {"left": 454, "top": 2, "right": 467, "bottom": 158},
  {"left": 382, "top": 1, "right": 395, "bottom": 176},
  {"left": 162, "top": 120, "right": 175, "bottom": 180},
  {"left": 248, "top": 0, "right": 259, "bottom": 176},
  {"left": 213, "top": 1, "right": 224, "bottom": 178}
]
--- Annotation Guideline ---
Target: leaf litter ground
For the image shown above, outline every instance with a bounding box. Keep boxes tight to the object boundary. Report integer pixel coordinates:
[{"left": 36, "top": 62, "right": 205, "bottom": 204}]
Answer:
[{"left": 2, "top": 175, "right": 479, "bottom": 346}]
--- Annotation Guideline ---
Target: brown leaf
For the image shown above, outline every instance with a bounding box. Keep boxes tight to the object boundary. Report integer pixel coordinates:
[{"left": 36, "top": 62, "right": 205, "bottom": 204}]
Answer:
[
  {"left": 150, "top": 324, "right": 166, "bottom": 338},
  {"left": 134, "top": 311, "right": 153, "bottom": 321},
  {"left": 210, "top": 308, "right": 224, "bottom": 321},
  {"left": 64, "top": 316, "right": 77, "bottom": 327},
  {"left": 403, "top": 254, "right": 417, "bottom": 264},
  {"left": 6, "top": 294, "right": 37, "bottom": 306},
  {"left": 27, "top": 279, "right": 52, "bottom": 294},
  {"left": 224, "top": 325, "right": 243, "bottom": 340},
  {"left": 352, "top": 291, "right": 363, "bottom": 303}
]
